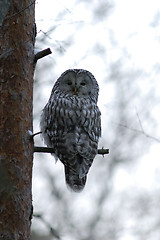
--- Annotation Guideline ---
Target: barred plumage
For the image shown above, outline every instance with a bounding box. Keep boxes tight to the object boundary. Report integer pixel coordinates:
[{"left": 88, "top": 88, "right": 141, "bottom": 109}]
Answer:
[{"left": 40, "top": 69, "right": 101, "bottom": 191}]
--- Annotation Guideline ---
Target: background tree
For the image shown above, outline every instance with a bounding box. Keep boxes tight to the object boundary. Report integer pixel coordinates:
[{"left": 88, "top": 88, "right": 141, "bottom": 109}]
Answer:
[{"left": 0, "top": 1, "right": 35, "bottom": 239}]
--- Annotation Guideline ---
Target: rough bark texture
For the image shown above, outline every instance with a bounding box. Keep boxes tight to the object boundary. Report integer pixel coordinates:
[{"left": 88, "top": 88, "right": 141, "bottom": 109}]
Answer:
[{"left": 0, "top": 0, "right": 35, "bottom": 239}]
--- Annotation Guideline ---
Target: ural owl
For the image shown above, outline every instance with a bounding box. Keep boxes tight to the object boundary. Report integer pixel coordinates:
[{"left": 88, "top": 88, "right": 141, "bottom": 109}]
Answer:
[{"left": 40, "top": 69, "right": 101, "bottom": 192}]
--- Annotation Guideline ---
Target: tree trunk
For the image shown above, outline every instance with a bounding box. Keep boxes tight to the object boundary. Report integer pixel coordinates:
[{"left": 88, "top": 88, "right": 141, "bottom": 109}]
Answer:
[{"left": 0, "top": 0, "right": 35, "bottom": 239}]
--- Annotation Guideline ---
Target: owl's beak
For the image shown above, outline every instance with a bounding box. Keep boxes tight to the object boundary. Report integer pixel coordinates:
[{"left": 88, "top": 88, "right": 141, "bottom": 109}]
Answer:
[{"left": 74, "top": 87, "right": 77, "bottom": 94}]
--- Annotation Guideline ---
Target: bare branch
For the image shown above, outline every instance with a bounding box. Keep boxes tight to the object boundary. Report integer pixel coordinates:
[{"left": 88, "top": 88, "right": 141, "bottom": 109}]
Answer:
[
  {"left": 135, "top": 107, "right": 145, "bottom": 134},
  {"left": 33, "top": 214, "right": 60, "bottom": 239},
  {"left": 34, "top": 48, "right": 52, "bottom": 63},
  {"left": 34, "top": 146, "right": 109, "bottom": 155},
  {"left": 32, "top": 131, "right": 42, "bottom": 137},
  {"left": 98, "top": 148, "right": 109, "bottom": 155},
  {"left": 115, "top": 122, "right": 160, "bottom": 143},
  {"left": 34, "top": 146, "right": 55, "bottom": 153},
  {"left": 113, "top": 107, "right": 160, "bottom": 143}
]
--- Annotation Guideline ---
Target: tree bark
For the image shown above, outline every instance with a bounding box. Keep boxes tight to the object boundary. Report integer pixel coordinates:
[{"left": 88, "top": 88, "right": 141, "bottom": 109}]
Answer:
[{"left": 0, "top": 0, "right": 35, "bottom": 239}]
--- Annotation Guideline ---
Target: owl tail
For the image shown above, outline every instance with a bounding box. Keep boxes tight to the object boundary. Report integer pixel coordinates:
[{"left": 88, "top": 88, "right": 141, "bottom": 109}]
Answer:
[{"left": 64, "top": 166, "right": 87, "bottom": 192}]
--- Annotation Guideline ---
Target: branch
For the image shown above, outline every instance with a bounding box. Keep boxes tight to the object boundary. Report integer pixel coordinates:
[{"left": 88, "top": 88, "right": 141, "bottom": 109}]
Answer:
[
  {"left": 34, "top": 146, "right": 109, "bottom": 155},
  {"left": 33, "top": 213, "right": 60, "bottom": 239},
  {"left": 114, "top": 108, "right": 160, "bottom": 144},
  {"left": 34, "top": 48, "right": 52, "bottom": 63},
  {"left": 98, "top": 148, "right": 109, "bottom": 155},
  {"left": 31, "top": 131, "right": 42, "bottom": 137},
  {"left": 34, "top": 146, "right": 55, "bottom": 153}
]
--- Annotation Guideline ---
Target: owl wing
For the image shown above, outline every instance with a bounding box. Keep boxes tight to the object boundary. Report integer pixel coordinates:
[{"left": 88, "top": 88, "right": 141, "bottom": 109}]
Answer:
[
  {"left": 40, "top": 96, "right": 69, "bottom": 152},
  {"left": 40, "top": 95, "right": 101, "bottom": 191},
  {"left": 81, "top": 104, "right": 101, "bottom": 143},
  {"left": 73, "top": 102, "right": 101, "bottom": 176}
]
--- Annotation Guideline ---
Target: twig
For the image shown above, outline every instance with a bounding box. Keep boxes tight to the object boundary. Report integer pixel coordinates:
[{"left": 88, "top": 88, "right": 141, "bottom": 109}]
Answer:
[
  {"left": 33, "top": 213, "right": 60, "bottom": 239},
  {"left": 34, "top": 48, "right": 52, "bottom": 63},
  {"left": 34, "top": 146, "right": 109, "bottom": 155},
  {"left": 135, "top": 107, "right": 145, "bottom": 134},
  {"left": 32, "top": 131, "right": 42, "bottom": 137},
  {"left": 34, "top": 146, "right": 55, "bottom": 153},
  {"left": 115, "top": 122, "right": 160, "bottom": 143},
  {"left": 98, "top": 148, "right": 109, "bottom": 155}
]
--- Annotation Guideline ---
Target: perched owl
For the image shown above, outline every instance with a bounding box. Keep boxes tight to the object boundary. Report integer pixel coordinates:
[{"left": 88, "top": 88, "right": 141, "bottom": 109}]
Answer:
[{"left": 40, "top": 69, "right": 101, "bottom": 192}]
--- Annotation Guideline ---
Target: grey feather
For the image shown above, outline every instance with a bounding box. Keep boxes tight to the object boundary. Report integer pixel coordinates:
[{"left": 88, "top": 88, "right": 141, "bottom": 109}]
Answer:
[{"left": 40, "top": 69, "right": 101, "bottom": 192}]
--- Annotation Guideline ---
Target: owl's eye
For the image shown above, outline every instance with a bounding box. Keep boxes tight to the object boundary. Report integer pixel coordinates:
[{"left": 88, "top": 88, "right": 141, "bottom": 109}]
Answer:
[
  {"left": 80, "top": 82, "right": 86, "bottom": 86},
  {"left": 67, "top": 81, "right": 72, "bottom": 86}
]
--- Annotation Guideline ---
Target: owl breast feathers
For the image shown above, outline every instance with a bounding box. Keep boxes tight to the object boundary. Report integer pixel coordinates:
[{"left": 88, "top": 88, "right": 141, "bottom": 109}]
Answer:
[{"left": 40, "top": 69, "right": 101, "bottom": 192}]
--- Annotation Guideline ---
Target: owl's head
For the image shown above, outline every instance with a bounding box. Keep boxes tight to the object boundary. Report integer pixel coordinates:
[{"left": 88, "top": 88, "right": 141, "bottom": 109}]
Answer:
[{"left": 53, "top": 69, "right": 99, "bottom": 102}]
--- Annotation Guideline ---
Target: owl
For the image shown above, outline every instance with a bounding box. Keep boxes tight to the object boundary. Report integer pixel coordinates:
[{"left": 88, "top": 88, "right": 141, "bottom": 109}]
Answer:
[{"left": 40, "top": 69, "right": 101, "bottom": 192}]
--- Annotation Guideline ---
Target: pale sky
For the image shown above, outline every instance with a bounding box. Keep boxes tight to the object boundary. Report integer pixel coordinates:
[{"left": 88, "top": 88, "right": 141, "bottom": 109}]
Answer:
[{"left": 33, "top": 1, "right": 160, "bottom": 239}]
